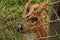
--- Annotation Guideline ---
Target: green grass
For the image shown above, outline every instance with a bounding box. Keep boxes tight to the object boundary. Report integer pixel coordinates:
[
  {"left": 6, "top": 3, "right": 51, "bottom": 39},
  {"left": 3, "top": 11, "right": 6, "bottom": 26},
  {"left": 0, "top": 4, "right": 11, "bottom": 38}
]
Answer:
[{"left": 0, "top": 0, "right": 48, "bottom": 40}]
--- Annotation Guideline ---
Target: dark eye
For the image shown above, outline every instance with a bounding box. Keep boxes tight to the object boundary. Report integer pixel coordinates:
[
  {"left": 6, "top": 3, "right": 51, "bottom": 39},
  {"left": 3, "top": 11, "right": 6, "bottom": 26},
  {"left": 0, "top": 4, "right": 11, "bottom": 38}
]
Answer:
[{"left": 30, "top": 17, "right": 38, "bottom": 22}]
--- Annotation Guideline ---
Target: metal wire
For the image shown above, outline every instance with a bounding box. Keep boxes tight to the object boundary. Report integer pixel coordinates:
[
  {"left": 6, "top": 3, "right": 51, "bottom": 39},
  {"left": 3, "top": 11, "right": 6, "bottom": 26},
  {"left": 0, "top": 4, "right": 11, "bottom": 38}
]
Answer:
[{"left": 0, "top": 0, "right": 60, "bottom": 40}]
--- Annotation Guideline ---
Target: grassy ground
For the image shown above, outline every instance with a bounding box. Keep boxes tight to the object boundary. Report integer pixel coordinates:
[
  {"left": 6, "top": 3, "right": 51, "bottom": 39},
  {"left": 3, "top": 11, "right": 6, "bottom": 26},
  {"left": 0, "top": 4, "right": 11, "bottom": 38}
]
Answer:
[{"left": 0, "top": 0, "right": 47, "bottom": 40}]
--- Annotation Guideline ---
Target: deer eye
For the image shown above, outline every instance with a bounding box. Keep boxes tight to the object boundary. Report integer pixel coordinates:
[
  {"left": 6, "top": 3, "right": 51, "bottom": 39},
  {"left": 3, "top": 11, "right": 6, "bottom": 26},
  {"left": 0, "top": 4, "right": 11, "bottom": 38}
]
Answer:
[{"left": 30, "top": 17, "right": 38, "bottom": 23}]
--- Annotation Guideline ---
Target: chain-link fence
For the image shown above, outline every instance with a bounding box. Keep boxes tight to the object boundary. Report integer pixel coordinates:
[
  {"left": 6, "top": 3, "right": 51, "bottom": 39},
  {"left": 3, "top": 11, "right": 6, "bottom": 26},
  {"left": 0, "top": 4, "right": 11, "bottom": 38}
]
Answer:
[
  {"left": 0, "top": 0, "right": 60, "bottom": 40},
  {"left": 0, "top": 0, "right": 23, "bottom": 40}
]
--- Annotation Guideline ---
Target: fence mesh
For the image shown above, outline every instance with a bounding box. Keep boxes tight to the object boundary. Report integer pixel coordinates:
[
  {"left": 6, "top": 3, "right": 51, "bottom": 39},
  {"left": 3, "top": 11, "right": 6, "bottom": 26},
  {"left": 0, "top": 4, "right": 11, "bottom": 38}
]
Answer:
[{"left": 0, "top": 0, "right": 60, "bottom": 40}]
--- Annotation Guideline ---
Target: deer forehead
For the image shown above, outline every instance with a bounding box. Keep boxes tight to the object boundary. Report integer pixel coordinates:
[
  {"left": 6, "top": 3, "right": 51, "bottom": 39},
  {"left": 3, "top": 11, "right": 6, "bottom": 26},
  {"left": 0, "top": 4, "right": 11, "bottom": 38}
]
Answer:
[
  {"left": 29, "top": 4, "right": 39, "bottom": 14},
  {"left": 30, "top": 4, "right": 39, "bottom": 10}
]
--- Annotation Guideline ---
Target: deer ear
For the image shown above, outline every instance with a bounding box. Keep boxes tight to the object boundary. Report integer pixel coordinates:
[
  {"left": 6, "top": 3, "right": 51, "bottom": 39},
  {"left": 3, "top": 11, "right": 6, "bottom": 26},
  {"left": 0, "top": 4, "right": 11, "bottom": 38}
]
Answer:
[
  {"left": 34, "top": 2, "right": 48, "bottom": 13},
  {"left": 22, "top": 2, "right": 31, "bottom": 18},
  {"left": 41, "top": 2, "right": 48, "bottom": 7}
]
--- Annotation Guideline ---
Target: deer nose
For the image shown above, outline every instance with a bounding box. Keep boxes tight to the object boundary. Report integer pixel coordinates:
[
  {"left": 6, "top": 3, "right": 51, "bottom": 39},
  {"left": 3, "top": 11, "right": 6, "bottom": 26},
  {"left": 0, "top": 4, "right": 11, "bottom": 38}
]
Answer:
[{"left": 17, "top": 24, "right": 24, "bottom": 33}]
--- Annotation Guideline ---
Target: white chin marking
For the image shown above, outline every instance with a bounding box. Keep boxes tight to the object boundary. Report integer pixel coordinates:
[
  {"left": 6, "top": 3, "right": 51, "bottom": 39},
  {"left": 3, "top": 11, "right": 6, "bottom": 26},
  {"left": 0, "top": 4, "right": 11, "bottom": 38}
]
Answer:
[{"left": 26, "top": 33, "right": 36, "bottom": 40}]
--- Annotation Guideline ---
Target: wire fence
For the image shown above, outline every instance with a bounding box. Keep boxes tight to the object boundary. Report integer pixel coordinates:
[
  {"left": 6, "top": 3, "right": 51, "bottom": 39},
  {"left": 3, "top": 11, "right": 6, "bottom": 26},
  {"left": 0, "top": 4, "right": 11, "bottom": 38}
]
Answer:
[
  {"left": 36, "top": 1, "right": 60, "bottom": 40},
  {"left": 0, "top": 0, "right": 60, "bottom": 40},
  {"left": 20, "top": 0, "right": 60, "bottom": 40}
]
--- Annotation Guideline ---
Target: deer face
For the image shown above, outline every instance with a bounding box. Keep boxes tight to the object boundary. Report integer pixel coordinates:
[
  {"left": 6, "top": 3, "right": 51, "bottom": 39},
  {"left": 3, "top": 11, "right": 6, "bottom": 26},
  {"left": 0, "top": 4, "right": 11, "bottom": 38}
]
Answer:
[
  {"left": 17, "top": 2, "right": 48, "bottom": 40},
  {"left": 17, "top": 4, "right": 40, "bottom": 33},
  {"left": 17, "top": 17, "right": 39, "bottom": 32}
]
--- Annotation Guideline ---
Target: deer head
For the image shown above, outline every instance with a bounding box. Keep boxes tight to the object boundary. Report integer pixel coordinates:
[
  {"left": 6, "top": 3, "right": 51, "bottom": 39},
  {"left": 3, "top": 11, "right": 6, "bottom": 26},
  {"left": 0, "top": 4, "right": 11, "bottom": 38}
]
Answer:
[{"left": 17, "top": 2, "right": 48, "bottom": 40}]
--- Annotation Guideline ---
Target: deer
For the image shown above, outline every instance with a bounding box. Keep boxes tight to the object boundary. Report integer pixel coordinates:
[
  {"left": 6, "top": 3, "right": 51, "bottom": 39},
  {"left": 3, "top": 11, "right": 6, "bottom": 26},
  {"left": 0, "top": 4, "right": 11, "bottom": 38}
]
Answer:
[{"left": 17, "top": 1, "right": 48, "bottom": 40}]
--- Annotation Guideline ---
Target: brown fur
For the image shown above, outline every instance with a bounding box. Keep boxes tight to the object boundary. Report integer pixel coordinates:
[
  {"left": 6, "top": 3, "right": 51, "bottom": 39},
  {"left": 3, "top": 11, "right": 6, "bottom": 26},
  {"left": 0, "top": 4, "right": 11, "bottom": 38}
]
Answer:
[{"left": 22, "top": 2, "right": 48, "bottom": 40}]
